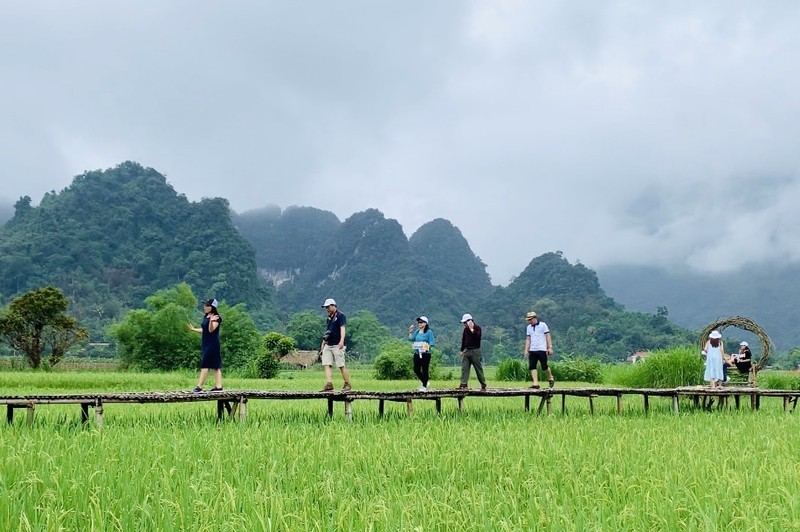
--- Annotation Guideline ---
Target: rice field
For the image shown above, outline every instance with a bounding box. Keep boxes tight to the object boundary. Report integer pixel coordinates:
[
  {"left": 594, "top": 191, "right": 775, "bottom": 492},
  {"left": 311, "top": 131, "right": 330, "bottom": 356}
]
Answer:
[{"left": 1, "top": 368, "right": 799, "bottom": 531}]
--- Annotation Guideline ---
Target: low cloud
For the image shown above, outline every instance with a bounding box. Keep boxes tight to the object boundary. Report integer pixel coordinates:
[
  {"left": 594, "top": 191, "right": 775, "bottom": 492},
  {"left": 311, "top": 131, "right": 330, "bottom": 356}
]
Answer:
[{"left": 2, "top": 1, "right": 798, "bottom": 283}]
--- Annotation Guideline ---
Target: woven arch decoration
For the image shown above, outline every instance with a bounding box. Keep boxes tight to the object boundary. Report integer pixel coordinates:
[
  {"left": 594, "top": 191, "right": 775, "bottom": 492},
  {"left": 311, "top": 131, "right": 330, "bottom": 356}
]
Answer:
[{"left": 699, "top": 316, "right": 772, "bottom": 372}]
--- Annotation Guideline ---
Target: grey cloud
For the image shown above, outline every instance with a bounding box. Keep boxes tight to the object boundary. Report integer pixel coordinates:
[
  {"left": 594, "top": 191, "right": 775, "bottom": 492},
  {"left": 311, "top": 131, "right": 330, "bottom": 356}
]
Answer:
[{"left": 2, "top": 1, "right": 799, "bottom": 284}]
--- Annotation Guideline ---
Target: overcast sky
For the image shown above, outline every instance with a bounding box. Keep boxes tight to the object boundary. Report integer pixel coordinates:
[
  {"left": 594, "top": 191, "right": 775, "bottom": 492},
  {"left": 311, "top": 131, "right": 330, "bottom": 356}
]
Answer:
[{"left": 2, "top": 1, "right": 799, "bottom": 284}]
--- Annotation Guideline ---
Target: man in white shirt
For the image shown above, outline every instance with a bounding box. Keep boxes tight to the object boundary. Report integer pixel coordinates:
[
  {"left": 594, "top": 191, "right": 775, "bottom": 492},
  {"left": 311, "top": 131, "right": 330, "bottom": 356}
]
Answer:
[{"left": 523, "top": 311, "right": 554, "bottom": 389}]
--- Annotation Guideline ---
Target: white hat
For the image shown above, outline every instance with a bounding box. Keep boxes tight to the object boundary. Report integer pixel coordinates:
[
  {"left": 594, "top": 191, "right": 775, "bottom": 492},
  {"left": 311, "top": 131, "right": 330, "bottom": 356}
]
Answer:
[
  {"left": 321, "top": 298, "right": 337, "bottom": 307},
  {"left": 417, "top": 316, "right": 429, "bottom": 324},
  {"left": 740, "top": 341, "right": 749, "bottom": 347},
  {"left": 709, "top": 330, "right": 722, "bottom": 339},
  {"left": 460, "top": 313, "right": 473, "bottom": 323}
]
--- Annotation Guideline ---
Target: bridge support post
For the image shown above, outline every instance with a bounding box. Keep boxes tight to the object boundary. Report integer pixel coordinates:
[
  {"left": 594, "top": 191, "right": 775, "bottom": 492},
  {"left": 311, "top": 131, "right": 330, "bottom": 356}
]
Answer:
[{"left": 94, "top": 399, "right": 103, "bottom": 429}]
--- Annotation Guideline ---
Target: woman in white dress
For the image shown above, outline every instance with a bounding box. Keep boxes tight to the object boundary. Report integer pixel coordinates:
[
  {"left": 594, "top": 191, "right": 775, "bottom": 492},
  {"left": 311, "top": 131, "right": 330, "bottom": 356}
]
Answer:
[{"left": 702, "top": 330, "right": 725, "bottom": 388}]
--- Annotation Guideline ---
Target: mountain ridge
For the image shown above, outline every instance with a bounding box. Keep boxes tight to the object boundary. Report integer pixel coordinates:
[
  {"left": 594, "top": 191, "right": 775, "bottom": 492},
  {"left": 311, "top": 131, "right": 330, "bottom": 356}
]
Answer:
[{"left": 1, "top": 162, "right": 695, "bottom": 359}]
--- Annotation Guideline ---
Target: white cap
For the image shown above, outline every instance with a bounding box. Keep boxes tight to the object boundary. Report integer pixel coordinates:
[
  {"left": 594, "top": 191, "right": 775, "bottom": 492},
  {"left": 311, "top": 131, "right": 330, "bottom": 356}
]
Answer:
[
  {"left": 709, "top": 330, "right": 722, "bottom": 339},
  {"left": 740, "top": 341, "right": 749, "bottom": 347},
  {"left": 417, "top": 316, "right": 429, "bottom": 324},
  {"left": 321, "top": 298, "right": 337, "bottom": 307},
  {"left": 460, "top": 313, "right": 473, "bottom": 323}
]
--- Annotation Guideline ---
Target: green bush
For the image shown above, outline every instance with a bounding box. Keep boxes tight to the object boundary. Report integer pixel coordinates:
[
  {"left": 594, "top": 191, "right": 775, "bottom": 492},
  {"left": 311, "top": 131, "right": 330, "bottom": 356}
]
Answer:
[
  {"left": 276, "top": 337, "right": 296, "bottom": 356},
  {"left": 605, "top": 346, "right": 703, "bottom": 388},
  {"left": 240, "top": 332, "right": 295, "bottom": 379},
  {"left": 496, "top": 359, "right": 528, "bottom": 381},
  {"left": 373, "top": 340, "right": 440, "bottom": 381},
  {"left": 373, "top": 350, "right": 413, "bottom": 380},
  {"left": 549, "top": 356, "right": 603, "bottom": 384},
  {"left": 242, "top": 349, "right": 280, "bottom": 379}
]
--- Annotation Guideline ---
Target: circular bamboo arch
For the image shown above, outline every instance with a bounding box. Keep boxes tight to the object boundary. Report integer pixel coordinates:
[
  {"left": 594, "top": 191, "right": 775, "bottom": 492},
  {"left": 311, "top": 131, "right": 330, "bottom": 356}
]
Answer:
[{"left": 699, "top": 316, "right": 771, "bottom": 371}]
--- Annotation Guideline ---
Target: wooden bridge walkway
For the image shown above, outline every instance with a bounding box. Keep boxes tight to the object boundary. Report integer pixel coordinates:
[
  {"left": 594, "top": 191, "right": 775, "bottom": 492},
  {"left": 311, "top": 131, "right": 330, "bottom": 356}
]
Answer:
[{"left": 2, "top": 386, "right": 799, "bottom": 428}]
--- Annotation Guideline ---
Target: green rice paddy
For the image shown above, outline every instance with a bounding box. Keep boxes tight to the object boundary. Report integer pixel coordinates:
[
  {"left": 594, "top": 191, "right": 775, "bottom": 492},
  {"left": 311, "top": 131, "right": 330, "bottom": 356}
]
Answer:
[{"left": 1, "top": 369, "right": 798, "bottom": 531}]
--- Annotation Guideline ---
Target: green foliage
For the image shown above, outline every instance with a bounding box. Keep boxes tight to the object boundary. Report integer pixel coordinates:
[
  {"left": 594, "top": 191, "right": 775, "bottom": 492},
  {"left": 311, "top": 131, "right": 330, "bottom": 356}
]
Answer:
[
  {"left": 273, "top": 209, "right": 491, "bottom": 330},
  {"left": 347, "top": 310, "right": 392, "bottom": 361},
  {"left": 244, "top": 332, "right": 295, "bottom": 379},
  {"left": 496, "top": 359, "right": 528, "bottom": 381},
  {"left": 286, "top": 311, "right": 326, "bottom": 350},
  {"left": 372, "top": 339, "right": 441, "bottom": 381},
  {"left": 408, "top": 218, "right": 492, "bottom": 300},
  {"left": 373, "top": 340, "right": 415, "bottom": 380},
  {"left": 491, "top": 343, "right": 510, "bottom": 362},
  {"left": 145, "top": 283, "right": 197, "bottom": 312},
  {"left": 781, "top": 348, "right": 800, "bottom": 370},
  {"left": 263, "top": 332, "right": 295, "bottom": 355},
  {"left": 233, "top": 205, "right": 340, "bottom": 274},
  {"left": 111, "top": 283, "right": 262, "bottom": 372},
  {"left": 249, "top": 349, "right": 281, "bottom": 380},
  {"left": 276, "top": 337, "right": 296, "bottom": 356},
  {"left": 549, "top": 356, "right": 603, "bottom": 384},
  {"left": 0, "top": 286, "right": 88, "bottom": 368},
  {"left": 110, "top": 287, "right": 197, "bottom": 371},
  {"left": 215, "top": 304, "right": 262, "bottom": 370},
  {"left": 605, "top": 346, "right": 704, "bottom": 388},
  {"left": 0, "top": 162, "right": 277, "bottom": 344},
  {"left": 495, "top": 356, "right": 604, "bottom": 383},
  {"left": 757, "top": 371, "right": 800, "bottom": 390}
]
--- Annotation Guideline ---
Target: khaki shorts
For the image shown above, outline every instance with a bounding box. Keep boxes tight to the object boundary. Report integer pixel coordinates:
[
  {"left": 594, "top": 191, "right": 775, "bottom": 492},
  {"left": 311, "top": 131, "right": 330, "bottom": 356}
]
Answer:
[{"left": 321, "top": 345, "right": 346, "bottom": 368}]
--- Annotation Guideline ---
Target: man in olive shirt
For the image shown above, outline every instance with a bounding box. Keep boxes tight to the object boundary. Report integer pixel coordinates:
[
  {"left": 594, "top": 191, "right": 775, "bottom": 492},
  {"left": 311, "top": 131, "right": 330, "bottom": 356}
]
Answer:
[{"left": 459, "top": 313, "right": 487, "bottom": 391}]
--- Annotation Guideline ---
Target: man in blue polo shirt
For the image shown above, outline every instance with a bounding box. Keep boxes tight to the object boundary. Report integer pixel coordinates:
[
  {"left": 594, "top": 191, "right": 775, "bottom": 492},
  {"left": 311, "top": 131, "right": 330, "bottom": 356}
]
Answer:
[
  {"left": 319, "top": 298, "right": 351, "bottom": 392},
  {"left": 523, "top": 311, "right": 555, "bottom": 389}
]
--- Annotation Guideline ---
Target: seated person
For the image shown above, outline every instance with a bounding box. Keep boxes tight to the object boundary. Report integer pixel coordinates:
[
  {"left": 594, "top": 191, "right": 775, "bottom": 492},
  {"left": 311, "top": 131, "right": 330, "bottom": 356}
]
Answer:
[{"left": 734, "top": 341, "right": 753, "bottom": 373}]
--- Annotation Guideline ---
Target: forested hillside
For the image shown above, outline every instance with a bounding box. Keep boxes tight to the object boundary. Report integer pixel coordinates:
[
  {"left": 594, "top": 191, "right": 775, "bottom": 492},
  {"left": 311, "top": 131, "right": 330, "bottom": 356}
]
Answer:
[
  {"left": 233, "top": 205, "right": 340, "bottom": 286},
  {"left": 479, "top": 253, "right": 694, "bottom": 360},
  {"left": 238, "top": 208, "right": 494, "bottom": 324},
  {"left": 1, "top": 162, "right": 696, "bottom": 360},
  {"left": 240, "top": 207, "right": 695, "bottom": 360},
  {"left": 0, "top": 162, "right": 276, "bottom": 339},
  {"left": 598, "top": 264, "right": 800, "bottom": 351}
]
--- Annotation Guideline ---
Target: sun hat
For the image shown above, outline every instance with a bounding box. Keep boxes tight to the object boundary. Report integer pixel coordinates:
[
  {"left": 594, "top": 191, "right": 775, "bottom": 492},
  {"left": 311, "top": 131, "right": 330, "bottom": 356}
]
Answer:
[
  {"left": 416, "top": 316, "right": 429, "bottom": 324},
  {"left": 709, "top": 330, "right": 722, "bottom": 339},
  {"left": 526, "top": 311, "right": 537, "bottom": 320},
  {"left": 460, "top": 313, "right": 473, "bottom": 323},
  {"left": 740, "top": 341, "right": 749, "bottom": 347},
  {"left": 321, "top": 298, "right": 337, "bottom": 307}
]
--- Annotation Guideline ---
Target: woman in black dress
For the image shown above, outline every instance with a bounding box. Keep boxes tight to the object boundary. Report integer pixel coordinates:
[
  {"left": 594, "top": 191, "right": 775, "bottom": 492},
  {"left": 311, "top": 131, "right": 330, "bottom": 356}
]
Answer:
[{"left": 188, "top": 298, "right": 223, "bottom": 392}]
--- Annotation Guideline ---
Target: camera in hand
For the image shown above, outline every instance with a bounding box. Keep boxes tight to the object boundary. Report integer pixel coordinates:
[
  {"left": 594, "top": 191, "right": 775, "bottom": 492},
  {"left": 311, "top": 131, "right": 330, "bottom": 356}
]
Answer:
[{"left": 322, "top": 331, "right": 331, "bottom": 343}]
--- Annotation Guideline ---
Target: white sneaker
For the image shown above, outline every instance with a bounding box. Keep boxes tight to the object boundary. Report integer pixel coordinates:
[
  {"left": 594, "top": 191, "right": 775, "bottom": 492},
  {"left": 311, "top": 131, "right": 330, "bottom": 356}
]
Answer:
[{"left": 418, "top": 386, "right": 427, "bottom": 392}]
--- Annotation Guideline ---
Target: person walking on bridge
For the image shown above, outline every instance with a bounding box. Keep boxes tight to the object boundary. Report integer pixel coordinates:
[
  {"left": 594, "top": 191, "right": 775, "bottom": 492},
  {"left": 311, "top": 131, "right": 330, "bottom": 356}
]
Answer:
[
  {"left": 408, "top": 315, "right": 436, "bottom": 391},
  {"left": 188, "top": 298, "right": 223, "bottom": 392},
  {"left": 524, "top": 311, "right": 555, "bottom": 389},
  {"left": 319, "top": 298, "right": 351, "bottom": 392},
  {"left": 459, "top": 313, "right": 487, "bottom": 391}
]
